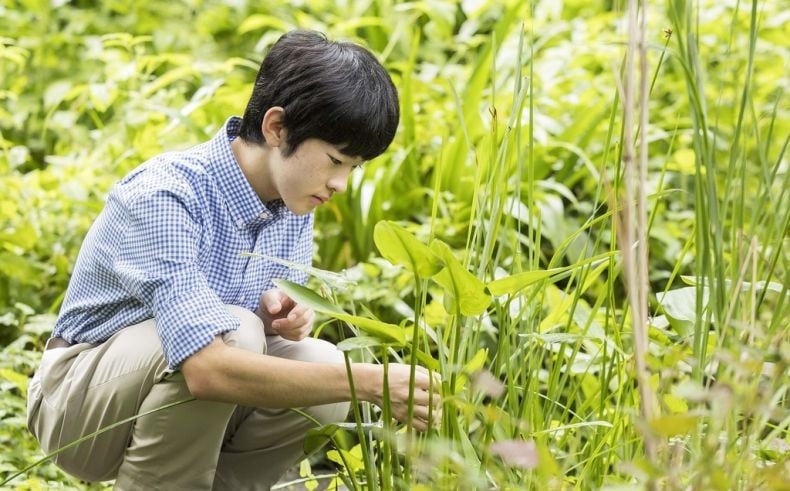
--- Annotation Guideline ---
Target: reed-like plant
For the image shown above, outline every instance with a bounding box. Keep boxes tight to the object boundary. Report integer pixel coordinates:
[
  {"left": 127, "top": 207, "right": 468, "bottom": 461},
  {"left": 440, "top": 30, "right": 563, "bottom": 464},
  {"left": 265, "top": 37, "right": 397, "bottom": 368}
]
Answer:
[{"left": 1, "top": 0, "right": 786, "bottom": 489}]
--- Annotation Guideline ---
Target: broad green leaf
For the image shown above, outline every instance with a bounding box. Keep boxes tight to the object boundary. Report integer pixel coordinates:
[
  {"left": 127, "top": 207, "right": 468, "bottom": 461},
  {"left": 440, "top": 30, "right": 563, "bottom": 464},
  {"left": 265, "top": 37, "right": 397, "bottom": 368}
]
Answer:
[
  {"left": 454, "top": 348, "right": 488, "bottom": 393},
  {"left": 486, "top": 269, "right": 564, "bottom": 296},
  {"left": 237, "top": 14, "right": 290, "bottom": 34},
  {"left": 663, "top": 394, "right": 689, "bottom": 414},
  {"left": 430, "top": 240, "right": 491, "bottom": 316},
  {"left": 463, "top": 348, "right": 488, "bottom": 374},
  {"left": 330, "top": 312, "right": 407, "bottom": 346},
  {"left": 336, "top": 336, "right": 386, "bottom": 352},
  {"left": 532, "top": 420, "right": 614, "bottom": 435},
  {"left": 415, "top": 350, "right": 441, "bottom": 371},
  {"left": 0, "top": 368, "right": 28, "bottom": 396},
  {"left": 373, "top": 221, "right": 441, "bottom": 278},
  {"left": 304, "top": 424, "right": 340, "bottom": 455},
  {"left": 142, "top": 65, "right": 197, "bottom": 96},
  {"left": 487, "top": 252, "right": 614, "bottom": 296},
  {"left": 519, "top": 332, "right": 582, "bottom": 344},
  {"left": 656, "top": 286, "right": 707, "bottom": 337},
  {"left": 681, "top": 275, "right": 786, "bottom": 295},
  {"left": 243, "top": 252, "right": 354, "bottom": 287},
  {"left": 0, "top": 253, "right": 46, "bottom": 286},
  {"left": 649, "top": 414, "right": 700, "bottom": 437},
  {"left": 303, "top": 422, "right": 382, "bottom": 455},
  {"left": 274, "top": 280, "right": 406, "bottom": 345},
  {"left": 0, "top": 223, "right": 37, "bottom": 250},
  {"left": 272, "top": 279, "right": 343, "bottom": 314},
  {"left": 327, "top": 446, "right": 364, "bottom": 472}
]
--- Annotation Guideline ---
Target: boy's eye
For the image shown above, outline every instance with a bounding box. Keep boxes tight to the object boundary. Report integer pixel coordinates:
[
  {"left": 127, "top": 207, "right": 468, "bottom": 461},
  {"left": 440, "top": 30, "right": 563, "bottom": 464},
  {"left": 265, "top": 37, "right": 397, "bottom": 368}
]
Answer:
[{"left": 329, "top": 155, "right": 342, "bottom": 166}]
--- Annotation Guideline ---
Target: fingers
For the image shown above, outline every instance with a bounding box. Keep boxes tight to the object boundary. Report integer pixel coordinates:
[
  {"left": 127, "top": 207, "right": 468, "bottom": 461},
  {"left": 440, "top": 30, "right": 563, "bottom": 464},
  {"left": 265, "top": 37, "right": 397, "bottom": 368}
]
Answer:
[
  {"left": 260, "top": 289, "right": 284, "bottom": 315},
  {"left": 391, "top": 400, "right": 442, "bottom": 432},
  {"left": 259, "top": 288, "right": 314, "bottom": 340},
  {"left": 384, "top": 364, "right": 443, "bottom": 431},
  {"left": 273, "top": 308, "right": 315, "bottom": 341}
]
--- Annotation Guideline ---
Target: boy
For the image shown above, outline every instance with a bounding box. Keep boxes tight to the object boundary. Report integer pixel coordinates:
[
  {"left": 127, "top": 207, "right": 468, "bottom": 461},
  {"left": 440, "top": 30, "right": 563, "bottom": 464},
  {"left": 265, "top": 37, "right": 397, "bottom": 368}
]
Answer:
[{"left": 27, "top": 30, "right": 439, "bottom": 490}]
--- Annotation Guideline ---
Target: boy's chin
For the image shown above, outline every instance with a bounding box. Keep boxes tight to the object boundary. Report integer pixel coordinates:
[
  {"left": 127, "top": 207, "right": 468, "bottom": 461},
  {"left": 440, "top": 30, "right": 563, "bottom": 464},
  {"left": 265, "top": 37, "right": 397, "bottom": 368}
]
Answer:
[{"left": 283, "top": 199, "right": 314, "bottom": 216}]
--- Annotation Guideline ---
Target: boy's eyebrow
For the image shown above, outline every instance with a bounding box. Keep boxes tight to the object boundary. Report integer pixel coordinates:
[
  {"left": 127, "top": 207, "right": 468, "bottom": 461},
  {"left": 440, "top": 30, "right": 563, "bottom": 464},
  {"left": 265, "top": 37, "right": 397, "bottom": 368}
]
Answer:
[{"left": 328, "top": 152, "right": 363, "bottom": 166}]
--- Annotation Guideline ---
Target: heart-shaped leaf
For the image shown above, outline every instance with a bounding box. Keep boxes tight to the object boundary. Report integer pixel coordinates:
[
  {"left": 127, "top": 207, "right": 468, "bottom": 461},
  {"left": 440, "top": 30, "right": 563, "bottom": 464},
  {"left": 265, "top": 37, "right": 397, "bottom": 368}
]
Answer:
[
  {"left": 374, "top": 221, "right": 442, "bottom": 278},
  {"left": 430, "top": 240, "right": 491, "bottom": 317}
]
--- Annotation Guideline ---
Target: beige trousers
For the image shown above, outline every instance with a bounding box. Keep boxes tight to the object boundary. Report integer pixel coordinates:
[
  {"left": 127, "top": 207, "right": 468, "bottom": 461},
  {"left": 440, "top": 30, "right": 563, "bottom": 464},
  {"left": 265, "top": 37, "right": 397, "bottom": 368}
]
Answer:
[{"left": 26, "top": 306, "right": 350, "bottom": 490}]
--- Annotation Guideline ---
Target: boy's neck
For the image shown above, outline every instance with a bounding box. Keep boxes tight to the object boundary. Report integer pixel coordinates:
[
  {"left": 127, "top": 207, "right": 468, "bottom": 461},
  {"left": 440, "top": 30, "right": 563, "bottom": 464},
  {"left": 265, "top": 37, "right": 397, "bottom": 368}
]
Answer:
[{"left": 230, "top": 137, "right": 279, "bottom": 204}]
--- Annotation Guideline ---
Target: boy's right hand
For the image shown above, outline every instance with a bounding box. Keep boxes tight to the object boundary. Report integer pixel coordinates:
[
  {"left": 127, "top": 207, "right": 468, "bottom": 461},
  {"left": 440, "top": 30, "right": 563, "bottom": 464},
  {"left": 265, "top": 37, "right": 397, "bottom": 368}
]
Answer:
[{"left": 374, "top": 363, "right": 442, "bottom": 431}]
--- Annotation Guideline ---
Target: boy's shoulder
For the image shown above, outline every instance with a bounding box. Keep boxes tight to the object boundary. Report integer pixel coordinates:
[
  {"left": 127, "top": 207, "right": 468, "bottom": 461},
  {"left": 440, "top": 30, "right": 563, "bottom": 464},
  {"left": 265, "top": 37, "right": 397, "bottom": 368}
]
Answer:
[{"left": 111, "top": 143, "right": 216, "bottom": 208}]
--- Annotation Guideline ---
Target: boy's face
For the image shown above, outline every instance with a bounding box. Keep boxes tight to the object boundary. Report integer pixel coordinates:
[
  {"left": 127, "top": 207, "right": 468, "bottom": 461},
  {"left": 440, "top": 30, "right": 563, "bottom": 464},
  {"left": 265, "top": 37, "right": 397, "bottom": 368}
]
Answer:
[{"left": 271, "top": 138, "right": 364, "bottom": 215}]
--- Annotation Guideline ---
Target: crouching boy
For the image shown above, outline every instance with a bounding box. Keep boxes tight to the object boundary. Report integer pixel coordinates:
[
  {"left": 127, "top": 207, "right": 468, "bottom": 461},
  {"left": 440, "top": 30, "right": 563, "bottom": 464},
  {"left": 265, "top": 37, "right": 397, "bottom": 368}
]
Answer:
[{"left": 27, "top": 30, "right": 439, "bottom": 490}]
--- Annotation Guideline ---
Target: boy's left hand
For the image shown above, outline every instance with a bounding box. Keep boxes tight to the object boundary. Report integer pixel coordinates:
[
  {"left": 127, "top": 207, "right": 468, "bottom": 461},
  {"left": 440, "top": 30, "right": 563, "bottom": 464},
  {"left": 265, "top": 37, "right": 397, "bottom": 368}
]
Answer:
[{"left": 256, "top": 288, "right": 315, "bottom": 341}]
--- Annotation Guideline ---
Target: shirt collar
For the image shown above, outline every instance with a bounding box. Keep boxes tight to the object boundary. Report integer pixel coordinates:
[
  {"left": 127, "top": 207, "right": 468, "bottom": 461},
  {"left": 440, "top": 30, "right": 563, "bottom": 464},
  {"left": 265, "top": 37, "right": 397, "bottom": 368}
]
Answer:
[{"left": 206, "top": 117, "right": 288, "bottom": 229}]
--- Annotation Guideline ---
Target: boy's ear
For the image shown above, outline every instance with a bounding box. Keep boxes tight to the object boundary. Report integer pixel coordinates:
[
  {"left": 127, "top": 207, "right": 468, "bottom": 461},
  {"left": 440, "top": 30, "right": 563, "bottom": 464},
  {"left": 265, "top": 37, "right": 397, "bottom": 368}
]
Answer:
[{"left": 261, "top": 107, "right": 285, "bottom": 147}]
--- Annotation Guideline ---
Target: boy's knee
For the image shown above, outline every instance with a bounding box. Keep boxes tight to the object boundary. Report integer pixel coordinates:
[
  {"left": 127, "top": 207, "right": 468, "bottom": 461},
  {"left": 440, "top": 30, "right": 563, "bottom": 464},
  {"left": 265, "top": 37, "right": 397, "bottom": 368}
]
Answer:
[
  {"left": 222, "top": 305, "right": 266, "bottom": 354},
  {"left": 295, "top": 339, "right": 349, "bottom": 424},
  {"left": 309, "top": 338, "right": 345, "bottom": 364},
  {"left": 287, "top": 337, "right": 345, "bottom": 365},
  {"left": 309, "top": 400, "right": 351, "bottom": 427}
]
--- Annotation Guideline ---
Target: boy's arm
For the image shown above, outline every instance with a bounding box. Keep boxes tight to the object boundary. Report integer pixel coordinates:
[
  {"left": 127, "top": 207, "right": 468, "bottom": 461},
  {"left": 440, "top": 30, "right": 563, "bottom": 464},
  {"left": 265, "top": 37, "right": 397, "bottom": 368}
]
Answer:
[{"left": 181, "top": 339, "right": 440, "bottom": 430}]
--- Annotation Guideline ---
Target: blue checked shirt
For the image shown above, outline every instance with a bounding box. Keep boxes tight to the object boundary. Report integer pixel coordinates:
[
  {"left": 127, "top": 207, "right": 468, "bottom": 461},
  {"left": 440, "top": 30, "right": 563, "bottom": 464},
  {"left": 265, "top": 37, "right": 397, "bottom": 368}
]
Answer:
[{"left": 53, "top": 117, "right": 314, "bottom": 369}]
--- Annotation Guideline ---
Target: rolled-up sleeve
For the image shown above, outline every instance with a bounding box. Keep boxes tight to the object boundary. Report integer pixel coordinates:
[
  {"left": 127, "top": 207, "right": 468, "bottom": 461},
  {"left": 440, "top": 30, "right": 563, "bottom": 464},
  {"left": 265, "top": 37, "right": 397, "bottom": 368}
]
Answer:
[{"left": 113, "top": 188, "right": 237, "bottom": 369}]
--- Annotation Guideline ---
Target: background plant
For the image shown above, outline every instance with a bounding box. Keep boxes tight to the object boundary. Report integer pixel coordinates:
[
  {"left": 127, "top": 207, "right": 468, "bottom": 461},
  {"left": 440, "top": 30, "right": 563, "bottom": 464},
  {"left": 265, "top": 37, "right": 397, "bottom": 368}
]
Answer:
[{"left": 1, "top": 0, "right": 787, "bottom": 489}]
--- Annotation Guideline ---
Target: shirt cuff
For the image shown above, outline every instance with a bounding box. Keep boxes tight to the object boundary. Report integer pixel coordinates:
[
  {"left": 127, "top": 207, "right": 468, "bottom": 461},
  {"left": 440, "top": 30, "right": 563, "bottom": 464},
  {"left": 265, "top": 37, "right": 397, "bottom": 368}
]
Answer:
[{"left": 155, "top": 288, "right": 239, "bottom": 369}]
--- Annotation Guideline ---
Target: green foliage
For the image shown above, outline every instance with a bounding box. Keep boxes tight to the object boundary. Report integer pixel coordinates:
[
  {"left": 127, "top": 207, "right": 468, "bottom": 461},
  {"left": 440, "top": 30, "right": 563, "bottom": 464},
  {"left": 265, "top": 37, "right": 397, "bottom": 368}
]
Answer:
[{"left": 1, "top": 0, "right": 788, "bottom": 489}]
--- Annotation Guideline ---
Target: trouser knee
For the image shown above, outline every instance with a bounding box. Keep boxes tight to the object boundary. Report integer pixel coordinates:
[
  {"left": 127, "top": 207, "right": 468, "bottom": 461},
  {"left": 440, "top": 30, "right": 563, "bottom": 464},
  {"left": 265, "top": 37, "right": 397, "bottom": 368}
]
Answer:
[
  {"left": 298, "top": 338, "right": 349, "bottom": 424},
  {"left": 307, "top": 401, "right": 351, "bottom": 426},
  {"left": 222, "top": 305, "right": 266, "bottom": 354}
]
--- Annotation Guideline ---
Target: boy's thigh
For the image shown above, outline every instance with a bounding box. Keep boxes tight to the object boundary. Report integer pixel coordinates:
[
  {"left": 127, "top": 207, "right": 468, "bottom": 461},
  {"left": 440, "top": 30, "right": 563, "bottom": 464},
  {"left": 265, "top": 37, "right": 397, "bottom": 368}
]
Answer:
[
  {"left": 264, "top": 335, "right": 344, "bottom": 364},
  {"left": 30, "top": 305, "right": 265, "bottom": 483},
  {"left": 32, "top": 317, "right": 170, "bottom": 482}
]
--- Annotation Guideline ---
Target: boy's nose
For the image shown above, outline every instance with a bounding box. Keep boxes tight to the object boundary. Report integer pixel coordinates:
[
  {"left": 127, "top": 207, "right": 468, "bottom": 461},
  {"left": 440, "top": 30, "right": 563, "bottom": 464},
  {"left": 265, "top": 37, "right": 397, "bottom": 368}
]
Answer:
[{"left": 327, "top": 171, "right": 350, "bottom": 194}]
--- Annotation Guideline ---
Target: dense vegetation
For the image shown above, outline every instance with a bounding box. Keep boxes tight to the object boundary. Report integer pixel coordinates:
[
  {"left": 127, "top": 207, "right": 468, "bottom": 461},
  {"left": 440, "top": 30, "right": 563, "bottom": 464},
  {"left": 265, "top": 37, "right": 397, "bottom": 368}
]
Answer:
[{"left": 1, "top": 0, "right": 787, "bottom": 488}]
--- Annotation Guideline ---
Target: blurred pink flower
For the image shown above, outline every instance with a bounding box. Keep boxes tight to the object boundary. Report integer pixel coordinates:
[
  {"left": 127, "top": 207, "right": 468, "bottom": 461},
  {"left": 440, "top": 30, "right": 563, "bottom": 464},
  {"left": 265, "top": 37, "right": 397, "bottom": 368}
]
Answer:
[
  {"left": 490, "top": 439, "right": 539, "bottom": 469},
  {"left": 472, "top": 370, "right": 506, "bottom": 398}
]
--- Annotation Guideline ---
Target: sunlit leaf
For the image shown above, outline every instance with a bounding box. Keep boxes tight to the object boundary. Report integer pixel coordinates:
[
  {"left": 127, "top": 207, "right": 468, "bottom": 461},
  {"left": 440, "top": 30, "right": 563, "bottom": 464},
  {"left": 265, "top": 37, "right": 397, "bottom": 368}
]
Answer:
[
  {"left": 373, "top": 221, "right": 442, "bottom": 278},
  {"left": 454, "top": 348, "right": 489, "bottom": 393},
  {"left": 680, "top": 275, "right": 786, "bottom": 295},
  {"left": 330, "top": 312, "right": 408, "bottom": 346},
  {"left": 272, "top": 279, "right": 343, "bottom": 314},
  {"left": 336, "top": 336, "right": 385, "bottom": 352},
  {"left": 237, "top": 14, "right": 290, "bottom": 34},
  {"left": 274, "top": 280, "right": 406, "bottom": 345},
  {"left": 0, "top": 368, "right": 28, "bottom": 396},
  {"left": 649, "top": 414, "right": 700, "bottom": 437},
  {"left": 304, "top": 424, "right": 340, "bottom": 455},
  {"left": 656, "top": 286, "right": 706, "bottom": 337},
  {"left": 430, "top": 240, "right": 491, "bottom": 316},
  {"left": 487, "top": 269, "right": 564, "bottom": 296}
]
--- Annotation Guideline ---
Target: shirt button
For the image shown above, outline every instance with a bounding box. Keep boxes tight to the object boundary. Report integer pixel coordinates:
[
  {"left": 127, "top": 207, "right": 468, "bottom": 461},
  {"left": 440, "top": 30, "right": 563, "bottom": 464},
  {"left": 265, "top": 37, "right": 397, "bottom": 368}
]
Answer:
[
  {"left": 259, "top": 212, "right": 269, "bottom": 219},
  {"left": 235, "top": 219, "right": 245, "bottom": 228}
]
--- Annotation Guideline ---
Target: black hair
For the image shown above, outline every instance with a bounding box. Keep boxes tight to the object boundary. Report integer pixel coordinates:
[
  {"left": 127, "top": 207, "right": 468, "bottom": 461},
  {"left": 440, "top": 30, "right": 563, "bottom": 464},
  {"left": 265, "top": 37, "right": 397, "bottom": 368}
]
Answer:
[{"left": 238, "top": 30, "right": 399, "bottom": 161}]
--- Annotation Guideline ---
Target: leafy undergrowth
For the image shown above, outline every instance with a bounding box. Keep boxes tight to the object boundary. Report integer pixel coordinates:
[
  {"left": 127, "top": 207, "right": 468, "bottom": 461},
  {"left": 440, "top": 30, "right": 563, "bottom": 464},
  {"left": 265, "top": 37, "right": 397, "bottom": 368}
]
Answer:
[{"left": 1, "top": 0, "right": 788, "bottom": 488}]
